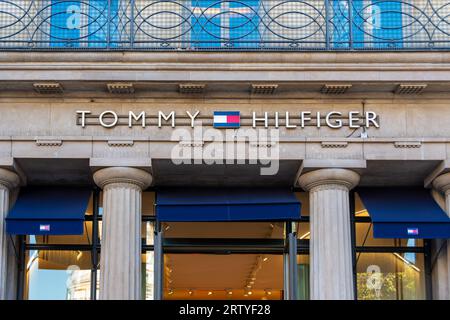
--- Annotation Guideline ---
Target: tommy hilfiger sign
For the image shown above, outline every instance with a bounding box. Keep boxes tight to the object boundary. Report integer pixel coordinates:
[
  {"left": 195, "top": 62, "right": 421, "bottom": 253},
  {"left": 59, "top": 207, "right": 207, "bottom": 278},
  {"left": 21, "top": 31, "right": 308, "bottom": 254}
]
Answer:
[{"left": 76, "top": 110, "right": 380, "bottom": 129}]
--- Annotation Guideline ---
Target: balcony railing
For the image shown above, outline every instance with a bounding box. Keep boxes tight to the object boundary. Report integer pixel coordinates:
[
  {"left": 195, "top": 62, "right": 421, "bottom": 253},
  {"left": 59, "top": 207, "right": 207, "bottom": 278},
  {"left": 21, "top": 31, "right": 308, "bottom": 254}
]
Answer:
[{"left": 1, "top": 0, "right": 450, "bottom": 51}]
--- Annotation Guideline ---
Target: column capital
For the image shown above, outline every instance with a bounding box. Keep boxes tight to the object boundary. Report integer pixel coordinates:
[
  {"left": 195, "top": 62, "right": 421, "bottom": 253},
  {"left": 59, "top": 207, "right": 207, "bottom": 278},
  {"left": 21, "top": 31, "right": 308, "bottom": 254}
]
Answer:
[
  {"left": 0, "top": 168, "right": 19, "bottom": 190},
  {"left": 433, "top": 172, "right": 450, "bottom": 194},
  {"left": 93, "top": 167, "right": 152, "bottom": 190},
  {"left": 298, "top": 168, "right": 360, "bottom": 191}
]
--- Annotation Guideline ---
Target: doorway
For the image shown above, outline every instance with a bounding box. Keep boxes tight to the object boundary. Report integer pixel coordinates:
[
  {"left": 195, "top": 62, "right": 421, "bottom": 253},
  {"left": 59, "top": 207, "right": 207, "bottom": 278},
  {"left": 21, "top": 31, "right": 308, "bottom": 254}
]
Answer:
[{"left": 154, "top": 221, "right": 306, "bottom": 300}]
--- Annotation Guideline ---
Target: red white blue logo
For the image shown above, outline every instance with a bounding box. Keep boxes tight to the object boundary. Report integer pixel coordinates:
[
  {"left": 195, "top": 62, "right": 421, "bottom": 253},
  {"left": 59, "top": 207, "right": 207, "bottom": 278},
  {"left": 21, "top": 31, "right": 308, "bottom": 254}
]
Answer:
[
  {"left": 213, "top": 111, "right": 240, "bottom": 128},
  {"left": 39, "top": 224, "right": 51, "bottom": 232},
  {"left": 407, "top": 228, "right": 419, "bottom": 236}
]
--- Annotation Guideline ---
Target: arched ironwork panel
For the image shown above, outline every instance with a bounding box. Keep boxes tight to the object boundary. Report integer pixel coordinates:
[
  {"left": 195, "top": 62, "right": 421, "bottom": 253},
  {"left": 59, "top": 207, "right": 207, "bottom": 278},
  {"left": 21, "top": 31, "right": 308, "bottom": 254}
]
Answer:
[{"left": 0, "top": 0, "right": 448, "bottom": 50}]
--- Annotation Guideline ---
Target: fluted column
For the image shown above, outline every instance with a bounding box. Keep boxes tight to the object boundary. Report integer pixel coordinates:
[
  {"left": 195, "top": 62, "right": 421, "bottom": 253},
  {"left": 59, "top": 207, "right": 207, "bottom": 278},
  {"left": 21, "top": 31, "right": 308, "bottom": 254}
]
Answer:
[
  {"left": 94, "top": 167, "right": 152, "bottom": 300},
  {"left": 432, "top": 173, "right": 450, "bottom": 300},
  {"left": 298, "top": 168, "right": 360, "bottom": 300},
  {"left": 0, "top": 168, "right": 19, "bottom": 300}
]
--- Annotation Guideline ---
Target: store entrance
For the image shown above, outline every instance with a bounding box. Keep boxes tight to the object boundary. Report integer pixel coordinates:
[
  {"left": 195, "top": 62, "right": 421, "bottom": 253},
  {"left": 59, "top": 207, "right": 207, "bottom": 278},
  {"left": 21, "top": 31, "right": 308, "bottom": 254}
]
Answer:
[
  {"left": 163, "top": 253, "right": 283, "bottom": 300},
  {"left": 157, "top": 221, "right": 304, "bottom": 300}
]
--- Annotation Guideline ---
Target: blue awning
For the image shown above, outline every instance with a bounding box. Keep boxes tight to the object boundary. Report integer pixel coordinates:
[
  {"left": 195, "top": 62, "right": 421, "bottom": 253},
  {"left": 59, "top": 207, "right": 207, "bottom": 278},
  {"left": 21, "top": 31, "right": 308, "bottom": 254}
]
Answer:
[
  {"left": 156, "top": 188, "right": 301, "bottom": 222},
  {"left": 6, "top": 187, "right": 91, "bottom": 235},
  {"left": 357, "top": 187, "right": 450, "bottom": 239}
]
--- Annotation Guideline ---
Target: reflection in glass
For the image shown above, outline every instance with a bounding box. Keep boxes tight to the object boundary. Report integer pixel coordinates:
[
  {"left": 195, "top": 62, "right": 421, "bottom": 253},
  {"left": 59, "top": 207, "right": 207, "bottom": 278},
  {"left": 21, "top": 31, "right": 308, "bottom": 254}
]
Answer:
[
  {"left": 142, "top": 252, "right": 155, "bottom": 300},
  {"left": 297, "top": 255, "right": 310, "bottom": 300},
  {"left": 356, "top": 252, "right": 425, "bottom": 300},
  {"left": 295, "top": 192, "right": 309, "bottom": 216},
  {"left": 162, "top": 222, "right": 285, "bottom": 239},
  {"left": 25, "top": 250, "right": 92, "bottom": 300},
  {"left": 163, "top": 253, "right": 282, "bottom": 300},
  {"left": 142, "top": 221, "right": 154, "bottom": 245},
  {"left": 297, "top": 222, "right": 310, "bottom": 240}
]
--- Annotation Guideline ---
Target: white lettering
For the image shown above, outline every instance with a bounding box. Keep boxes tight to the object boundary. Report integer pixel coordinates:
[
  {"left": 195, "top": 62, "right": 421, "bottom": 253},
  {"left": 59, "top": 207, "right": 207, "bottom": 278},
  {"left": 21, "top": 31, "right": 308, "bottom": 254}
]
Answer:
[
  {"left": 99, "top": 110, "right": 118, "bottom": 128},
  {"left": 186, "top": 110, "right": 200, "bottom": 128},
  {"left": 158, "top": 111, "right": 175, "bottom": 128},
  {"left": 326, "top": 111, "right": 343, "bottom": 129},
  {"left": 301, "top": 111, "right": 311, "bottom": 128},
  {"left": 129, "top": 111, "right": 146, "bottom": 128},
  {"left": 365, "top": 111, "right": 380, "bottom": 128},
  {"left": 253, "top": 112, "right": 268, "bottom": 128},
  {"left": 76, "top": 110, "right": 91, "bottom": 128},
  {"left": 349, "top": 111, "right": 360, "bottom": 128},
  {"left": 285, "top": 111, "right": 297, "bottom": 129}
]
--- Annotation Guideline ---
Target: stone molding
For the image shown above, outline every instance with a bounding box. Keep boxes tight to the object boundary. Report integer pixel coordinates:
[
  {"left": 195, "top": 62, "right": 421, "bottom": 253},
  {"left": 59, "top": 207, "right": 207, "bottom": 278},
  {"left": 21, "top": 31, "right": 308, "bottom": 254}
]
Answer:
[
  {"left": 394, "top": 141, "right": 422, "bottom": 148},
  {"left": 298, "top": 168, "right": 360, "bottom": 191},
  {"left": 93, "top": 167, "right": 152, "bottom": 190},
  {"left": 321, "top": 141, "right": 348, "bottom": 148},
  {"left": 35, "top": 139, "right": 63, "bottom": 147},
  {"left": 0, "top": 168, "right": 19, "bottom": 190}
]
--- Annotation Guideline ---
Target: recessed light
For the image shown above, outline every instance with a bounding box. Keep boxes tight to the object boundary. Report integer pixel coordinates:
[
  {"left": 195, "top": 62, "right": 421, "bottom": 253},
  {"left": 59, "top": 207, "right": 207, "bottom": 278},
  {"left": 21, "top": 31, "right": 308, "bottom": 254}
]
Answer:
[{"left": 248, "top": 291, "right": 253, "bottom": 295}]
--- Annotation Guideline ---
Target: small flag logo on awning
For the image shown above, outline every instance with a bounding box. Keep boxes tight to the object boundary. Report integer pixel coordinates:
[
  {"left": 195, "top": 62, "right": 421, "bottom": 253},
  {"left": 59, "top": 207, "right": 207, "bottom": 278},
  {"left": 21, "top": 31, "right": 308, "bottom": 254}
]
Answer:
[
  {"left": 407, "top": 228, "right": 419, "bottom": 236},
  {"left": 213, "top": 111, "right": 240, "bottom": 128},
  {"left": 39, "top": 224, "right": 51, "bottom": 232}
]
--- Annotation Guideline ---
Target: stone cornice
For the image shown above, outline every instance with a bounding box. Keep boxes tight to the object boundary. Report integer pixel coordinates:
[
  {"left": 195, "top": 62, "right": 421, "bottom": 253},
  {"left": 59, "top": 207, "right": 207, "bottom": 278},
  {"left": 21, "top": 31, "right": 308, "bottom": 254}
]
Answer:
[
  {"left": 1, "top": 52, "right": 450, "bottom": 83},
  {"left": 1, "top": 51, "right": 450, "bottom": 64},
  {"left": 298, "top": 168, "right": 360, "bottom": 192},
  {"left": 93, "top": 167, "right": 152, "bottom": 190}
]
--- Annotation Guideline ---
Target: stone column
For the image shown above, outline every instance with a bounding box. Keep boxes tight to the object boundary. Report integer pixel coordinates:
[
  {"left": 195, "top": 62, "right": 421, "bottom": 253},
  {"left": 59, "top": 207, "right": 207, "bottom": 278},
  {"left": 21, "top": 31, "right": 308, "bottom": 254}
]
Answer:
[
  {"left": 298, "top": 168, "right": 360, "bottom": 300},
  {"left": 0, "top": 168, "right": 19, "bottom": 300},
  {"left": 93, "top": 167, "right": 152, "bottom": 300},
  {"left": 432, "top": 172, "right": 450, "bottom": 300}
]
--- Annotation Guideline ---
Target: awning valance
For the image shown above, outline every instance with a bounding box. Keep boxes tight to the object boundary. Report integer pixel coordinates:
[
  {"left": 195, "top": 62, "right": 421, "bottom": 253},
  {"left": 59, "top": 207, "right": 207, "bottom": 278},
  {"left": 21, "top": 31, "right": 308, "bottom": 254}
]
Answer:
[
  {"left": 357, "top": 187, "right": 450, "bottom": 239},
  {"left": 6, "top": 187, "right": 91, "bottom": 235},
  {"left": 156, "top": 188, "right": 301, "bottom": 222}
]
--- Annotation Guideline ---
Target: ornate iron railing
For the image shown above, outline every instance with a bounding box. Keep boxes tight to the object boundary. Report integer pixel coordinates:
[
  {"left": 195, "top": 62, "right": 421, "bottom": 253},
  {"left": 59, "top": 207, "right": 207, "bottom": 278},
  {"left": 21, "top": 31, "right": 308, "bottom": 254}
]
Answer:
[{"left": 0, "top": 0, "right": 450, "bottom": 50}]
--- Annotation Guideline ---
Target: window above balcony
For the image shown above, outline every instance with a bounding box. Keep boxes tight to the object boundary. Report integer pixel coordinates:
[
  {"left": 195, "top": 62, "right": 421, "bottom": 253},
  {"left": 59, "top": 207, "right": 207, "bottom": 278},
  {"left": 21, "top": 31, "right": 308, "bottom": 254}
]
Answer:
[{"left": 0, "top": 1, "right": 449, "bottom": 51}]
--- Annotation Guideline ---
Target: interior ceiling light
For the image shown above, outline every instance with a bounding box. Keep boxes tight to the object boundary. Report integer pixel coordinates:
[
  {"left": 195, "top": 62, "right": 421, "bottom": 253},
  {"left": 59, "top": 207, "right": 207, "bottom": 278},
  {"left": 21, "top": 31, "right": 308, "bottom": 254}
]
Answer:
[{"left": 299, "top": 231, "right": 311, "bottom": 240}]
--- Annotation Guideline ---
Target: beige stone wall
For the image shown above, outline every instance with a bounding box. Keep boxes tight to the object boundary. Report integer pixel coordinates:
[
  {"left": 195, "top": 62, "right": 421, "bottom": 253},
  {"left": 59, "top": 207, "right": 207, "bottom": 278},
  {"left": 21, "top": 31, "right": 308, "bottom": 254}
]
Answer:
[{"left": 0, "top": 97, "right": 448, "bottom": 163}]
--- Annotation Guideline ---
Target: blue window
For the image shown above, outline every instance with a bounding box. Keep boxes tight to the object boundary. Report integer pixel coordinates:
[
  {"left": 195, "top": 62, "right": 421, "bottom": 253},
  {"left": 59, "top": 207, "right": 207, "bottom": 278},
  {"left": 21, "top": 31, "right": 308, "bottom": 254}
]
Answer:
[
  {"left": 331, "top": 0, "right": 351, "bottom": 48},
  {"left": 50, "top": 0, "right": 119, "bottom": 48},
  {"left": 50, "top": 1, "right": 81, "bottom": 47},
  {"left": 88, "top": 0, "right": 119, "bottom": 48},
  {"left": 369, "top": 0, "right": 403, "bottom": 48},
  {"left": 332, "top": 1, "right": 403, "bottom": 49},
  {"left": 191, "top": 0, "right": 260, "bottom": 48}
]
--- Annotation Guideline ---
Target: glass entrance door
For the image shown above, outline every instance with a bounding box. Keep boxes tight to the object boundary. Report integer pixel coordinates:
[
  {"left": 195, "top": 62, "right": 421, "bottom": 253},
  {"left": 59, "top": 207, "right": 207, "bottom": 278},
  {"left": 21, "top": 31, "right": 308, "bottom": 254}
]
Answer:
[
  {"left": 156, "top": 221, "right": 292, "bottom": 300},
  {"left": 163, "top": 253, "right": 282, "bottom": 300}
]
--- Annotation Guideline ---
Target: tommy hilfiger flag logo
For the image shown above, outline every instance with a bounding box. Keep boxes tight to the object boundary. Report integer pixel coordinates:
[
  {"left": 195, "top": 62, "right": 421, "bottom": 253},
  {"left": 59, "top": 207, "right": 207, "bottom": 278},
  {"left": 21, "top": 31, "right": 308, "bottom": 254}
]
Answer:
[
  {"left": 407, "top": 228, "right": 419, "bottom": 236},
  {"left": 39, "top": 224, "right": 51, "bottom": 232},
  {"left": 213, "top": 111, "right": 240, "bottom": 128}
]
